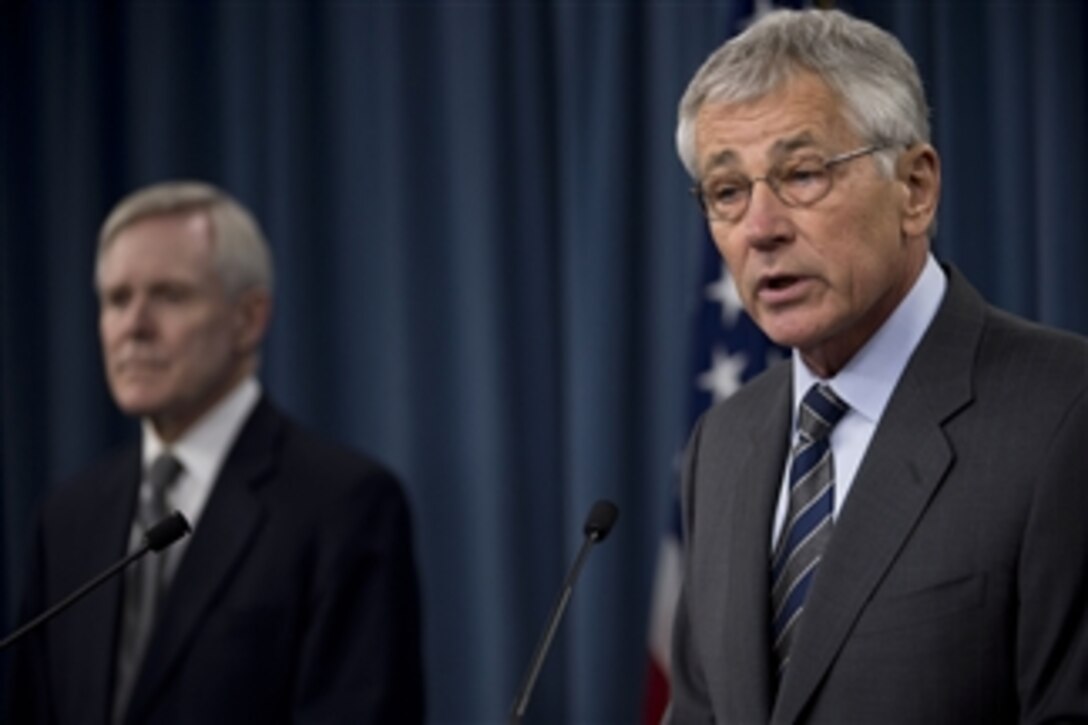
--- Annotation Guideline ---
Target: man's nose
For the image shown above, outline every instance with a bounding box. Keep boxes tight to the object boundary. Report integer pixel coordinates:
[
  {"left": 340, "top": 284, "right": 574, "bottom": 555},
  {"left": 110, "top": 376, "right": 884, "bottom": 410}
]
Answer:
[
  {"left": 119, "top": 297, "right": 156, "bottom": 337},
  {"left": 737, "top": 180, "right": 793, "bottom": 250}
]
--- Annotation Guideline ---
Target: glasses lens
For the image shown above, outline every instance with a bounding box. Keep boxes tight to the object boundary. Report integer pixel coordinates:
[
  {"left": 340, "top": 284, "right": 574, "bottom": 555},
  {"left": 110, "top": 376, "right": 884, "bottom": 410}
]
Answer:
[
  {"left": 700, "top": 174, "right": 749, "bottom": 221},
  {"left": 694, "top": 147, "right": 876, "bottom": 221},
  {"left": 775, "top": 158, "right": 832, "bottom": 206}
]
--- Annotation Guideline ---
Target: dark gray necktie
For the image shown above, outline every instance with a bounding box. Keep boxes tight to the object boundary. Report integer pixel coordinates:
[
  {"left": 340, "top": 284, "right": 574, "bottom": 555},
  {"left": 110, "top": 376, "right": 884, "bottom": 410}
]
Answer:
[
  {"left": 770, "top": 383, "right": 848, "bottom": 676},
  {"left": 113, "top": 453, "right": 183, "bottom": 723}
]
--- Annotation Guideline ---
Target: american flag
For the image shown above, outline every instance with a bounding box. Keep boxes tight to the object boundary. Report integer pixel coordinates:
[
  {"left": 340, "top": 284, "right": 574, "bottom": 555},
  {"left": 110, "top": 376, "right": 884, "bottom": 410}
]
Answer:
[
  {"left": 642, "top": 241, "right": 785, "bottom": 723},
  {"left": 641, "top": 8, "right": 789, "bottom": 719}
]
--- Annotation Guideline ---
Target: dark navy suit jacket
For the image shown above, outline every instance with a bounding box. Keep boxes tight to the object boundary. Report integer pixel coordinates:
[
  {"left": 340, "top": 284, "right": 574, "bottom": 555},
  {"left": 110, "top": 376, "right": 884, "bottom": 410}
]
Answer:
[{"left": 9, "top": 396, "right": 424, "bottom": 724}]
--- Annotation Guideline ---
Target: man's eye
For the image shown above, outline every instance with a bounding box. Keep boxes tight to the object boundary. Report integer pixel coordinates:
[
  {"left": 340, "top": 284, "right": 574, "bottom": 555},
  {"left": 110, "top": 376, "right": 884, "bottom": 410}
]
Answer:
[
  {"left": 780, "top": 164, "right": 826, "bottom": 187},
  {"left": 707, "top": 180, "right": 747, "bottom": 204},
  {"left": 154, "top": 285, "right": 191, "bottom": 304},
  {"left": 103, "top": 289, "right": 130, "bottom": 309}
]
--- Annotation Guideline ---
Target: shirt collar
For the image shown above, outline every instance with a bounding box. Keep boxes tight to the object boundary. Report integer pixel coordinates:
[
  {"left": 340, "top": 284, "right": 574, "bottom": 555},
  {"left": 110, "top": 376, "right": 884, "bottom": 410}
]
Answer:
[
  {"left": 793, "top": 253, "right": 946, "bottom": 424},
  {"left": 142, "top": 377, "right": 262, "bottom": 483}
]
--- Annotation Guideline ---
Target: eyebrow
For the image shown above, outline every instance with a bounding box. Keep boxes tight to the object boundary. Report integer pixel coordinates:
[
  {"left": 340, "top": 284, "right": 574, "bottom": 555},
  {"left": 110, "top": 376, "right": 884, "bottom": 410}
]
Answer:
[
  {"left": 702, "top": 131, "right": 821, "bottom": 174},
  {"left": 772, "top": 132, "right": 819, "bottom": 156}
]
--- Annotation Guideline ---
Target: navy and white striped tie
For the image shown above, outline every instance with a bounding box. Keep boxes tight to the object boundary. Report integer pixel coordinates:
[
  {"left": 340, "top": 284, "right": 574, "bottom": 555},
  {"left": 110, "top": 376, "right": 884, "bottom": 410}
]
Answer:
[{"left": 770, "top": 383, "right": 848, "bottom": 675}]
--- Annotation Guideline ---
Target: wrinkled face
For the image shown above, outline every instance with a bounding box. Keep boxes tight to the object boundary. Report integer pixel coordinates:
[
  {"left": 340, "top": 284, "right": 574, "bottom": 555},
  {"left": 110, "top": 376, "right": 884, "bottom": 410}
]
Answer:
[
  {"left": 97, "top": 211, "right": 261, "bottom": 441},
  {"left": 692, "top": 72, "right": 933, "bottom": 376}
]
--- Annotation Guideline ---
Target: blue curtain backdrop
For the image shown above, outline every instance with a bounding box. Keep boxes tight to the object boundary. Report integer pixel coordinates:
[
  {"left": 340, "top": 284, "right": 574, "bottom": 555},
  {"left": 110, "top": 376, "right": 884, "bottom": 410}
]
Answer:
[{"left": 1, "top": 1, "right": 1085, "bottom": 722}]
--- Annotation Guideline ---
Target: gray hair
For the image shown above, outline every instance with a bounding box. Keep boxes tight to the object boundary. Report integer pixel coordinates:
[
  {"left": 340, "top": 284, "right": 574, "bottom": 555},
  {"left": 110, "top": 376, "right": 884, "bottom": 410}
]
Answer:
[
  {"left": 676, "top": 8, "right": 930, "bottom": 179},
  {"left": 96, "top": 180, "right": 274, "bottom": 298}
]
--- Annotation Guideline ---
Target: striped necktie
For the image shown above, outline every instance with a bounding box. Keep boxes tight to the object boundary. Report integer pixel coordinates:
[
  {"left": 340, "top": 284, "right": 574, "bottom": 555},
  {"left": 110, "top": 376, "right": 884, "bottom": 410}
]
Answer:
[{"left": 770, "top": 383, "right": 848, "bottom": 675}]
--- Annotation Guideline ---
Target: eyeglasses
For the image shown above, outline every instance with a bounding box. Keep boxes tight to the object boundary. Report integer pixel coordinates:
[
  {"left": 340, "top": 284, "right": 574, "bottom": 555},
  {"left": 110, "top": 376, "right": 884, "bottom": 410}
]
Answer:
[{"left": 691, "top": 145, "right": 887, "bottom": 223}]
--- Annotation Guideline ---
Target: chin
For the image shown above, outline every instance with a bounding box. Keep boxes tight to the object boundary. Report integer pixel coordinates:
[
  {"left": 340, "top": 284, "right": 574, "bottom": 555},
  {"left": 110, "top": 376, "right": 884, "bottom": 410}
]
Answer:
[
  {"left": 112, "top": 389, "right": 170, "bottom": 419},
  {"left": 752, "top": 314, "right": 801, "bottom": 346},
  {"left": 753, "top": 302, "right": 830, "bottom": 341},
  {"left": 759, "top": 321, "right": 827, "bottom": 353}
]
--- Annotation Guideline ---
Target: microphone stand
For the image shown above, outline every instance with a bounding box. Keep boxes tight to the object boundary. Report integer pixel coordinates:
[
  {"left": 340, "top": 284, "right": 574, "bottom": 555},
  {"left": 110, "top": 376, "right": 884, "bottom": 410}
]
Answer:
[
  {"left": 508, "top": 500, "right": 618, "bottom": 724},
  {"left": 0, "top": 511, "right": 191, "bottom": 653}
]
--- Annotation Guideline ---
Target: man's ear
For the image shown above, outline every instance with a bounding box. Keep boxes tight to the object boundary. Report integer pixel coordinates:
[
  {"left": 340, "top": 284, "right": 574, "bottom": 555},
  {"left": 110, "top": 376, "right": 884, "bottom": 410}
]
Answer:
[
  {"left": 899, "top": 143, "right": 941, "bottom": 238},
  {"left": 233, "top": 288, "right": 272, "bottom": 354}
]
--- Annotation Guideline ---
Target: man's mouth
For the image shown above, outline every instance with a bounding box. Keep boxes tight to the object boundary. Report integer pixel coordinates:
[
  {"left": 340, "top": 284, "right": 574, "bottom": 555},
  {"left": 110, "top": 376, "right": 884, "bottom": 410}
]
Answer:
[
  {"left": 116, "top": 359, "right": 167, "bottom": 374},
  {"left": 764, "top": 275, "right": 799, "bottom": 290},
  {"left": 756, "top": 274, "right": 812, "bottom": 304}
]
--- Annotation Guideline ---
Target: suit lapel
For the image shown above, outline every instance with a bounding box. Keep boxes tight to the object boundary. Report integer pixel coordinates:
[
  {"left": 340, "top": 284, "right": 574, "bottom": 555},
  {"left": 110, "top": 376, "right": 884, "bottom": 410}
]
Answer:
[
  {"left": 773, "top": 268, "right": 985, "bottom": 723},
  {"left": 706, "top": 366, "right": 792, "bottom": 720},
  {"left": 124, "top": 399, "right": 282, "bottom": 723}
]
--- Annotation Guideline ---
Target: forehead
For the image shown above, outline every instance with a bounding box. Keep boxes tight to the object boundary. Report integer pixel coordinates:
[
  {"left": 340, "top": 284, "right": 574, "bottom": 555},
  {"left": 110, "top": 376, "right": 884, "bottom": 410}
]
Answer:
[
  {"left": 693, "top": 72, "right": 853, "bottom": 173},
  {"left": 99, "top": 211, "right": 217, "bottom": 285}
]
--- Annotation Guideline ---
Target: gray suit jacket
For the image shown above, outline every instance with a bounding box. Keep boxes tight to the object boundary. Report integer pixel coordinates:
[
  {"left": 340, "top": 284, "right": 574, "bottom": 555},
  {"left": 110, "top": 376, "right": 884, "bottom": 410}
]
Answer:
[{"left": 670, "top": 267, "right": 1088, "bottom": 724}]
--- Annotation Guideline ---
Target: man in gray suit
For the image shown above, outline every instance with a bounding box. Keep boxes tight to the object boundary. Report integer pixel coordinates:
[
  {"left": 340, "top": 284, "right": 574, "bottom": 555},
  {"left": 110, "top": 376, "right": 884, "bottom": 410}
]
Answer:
[{"left": 669, "top": 9, "right": 1088, "bottom": 724}]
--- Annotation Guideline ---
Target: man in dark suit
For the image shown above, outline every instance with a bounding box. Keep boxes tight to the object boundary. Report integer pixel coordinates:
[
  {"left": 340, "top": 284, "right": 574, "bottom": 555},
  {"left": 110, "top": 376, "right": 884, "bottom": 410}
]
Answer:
[
  {"left": 669, "top": 9, "right": 1087, "bottom": 724},
  {"left": 8, "top": 181, "right": 425, "bottom": 724}
]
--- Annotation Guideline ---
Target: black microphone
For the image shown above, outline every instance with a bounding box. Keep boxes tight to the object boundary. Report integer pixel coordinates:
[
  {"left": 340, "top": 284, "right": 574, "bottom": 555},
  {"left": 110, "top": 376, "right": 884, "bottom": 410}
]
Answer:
[
  {"left": 508, "top": 499, "right": 619, "bottom": 724},
  {"left": 0, "top": 511, "right": 191, "bottom": 652}
]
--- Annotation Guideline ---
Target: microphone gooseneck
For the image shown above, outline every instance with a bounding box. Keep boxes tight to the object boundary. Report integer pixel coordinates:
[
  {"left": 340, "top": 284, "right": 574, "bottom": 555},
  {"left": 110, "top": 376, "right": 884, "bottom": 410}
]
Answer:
[
  {"left": 508, "top": 499, "right": 620, "bottom": 724},
  {"left": 0, "top": 512, "right": 192, "bottom": 652}
]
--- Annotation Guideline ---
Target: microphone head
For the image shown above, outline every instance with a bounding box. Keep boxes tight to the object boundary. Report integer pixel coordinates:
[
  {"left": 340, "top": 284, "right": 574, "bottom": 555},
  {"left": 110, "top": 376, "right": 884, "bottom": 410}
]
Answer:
[
  {"left": 583, "top": 499, "right": 619, "bottom": 542},
  {"left": 145, "top": 511, "right": 192, "bottom": 552}
]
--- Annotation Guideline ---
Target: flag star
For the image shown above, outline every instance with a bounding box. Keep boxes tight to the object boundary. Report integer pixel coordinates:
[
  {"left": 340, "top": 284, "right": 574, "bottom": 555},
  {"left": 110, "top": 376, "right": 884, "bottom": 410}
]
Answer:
[
  {"left": 705, "top": 264, "right": 744, "bottom": 327},
  {"left": 697, "top": 345, "right": 748, "bottom": 403}
]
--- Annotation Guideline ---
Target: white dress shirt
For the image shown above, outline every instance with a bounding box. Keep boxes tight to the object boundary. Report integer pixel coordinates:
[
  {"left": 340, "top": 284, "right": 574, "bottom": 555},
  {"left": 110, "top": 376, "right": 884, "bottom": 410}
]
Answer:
[
  {"left": 132, "top": 376, "right": 262, "bottom": 579},
  {"left": 772, "top": 254, "right": 947, "bottom": 545}
]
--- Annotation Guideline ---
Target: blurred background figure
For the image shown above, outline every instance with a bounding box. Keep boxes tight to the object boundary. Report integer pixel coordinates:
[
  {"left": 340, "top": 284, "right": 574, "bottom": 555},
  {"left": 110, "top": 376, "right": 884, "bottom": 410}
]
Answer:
[{"left": 7, "top": 182, "right": 424, "bottom": 724}]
